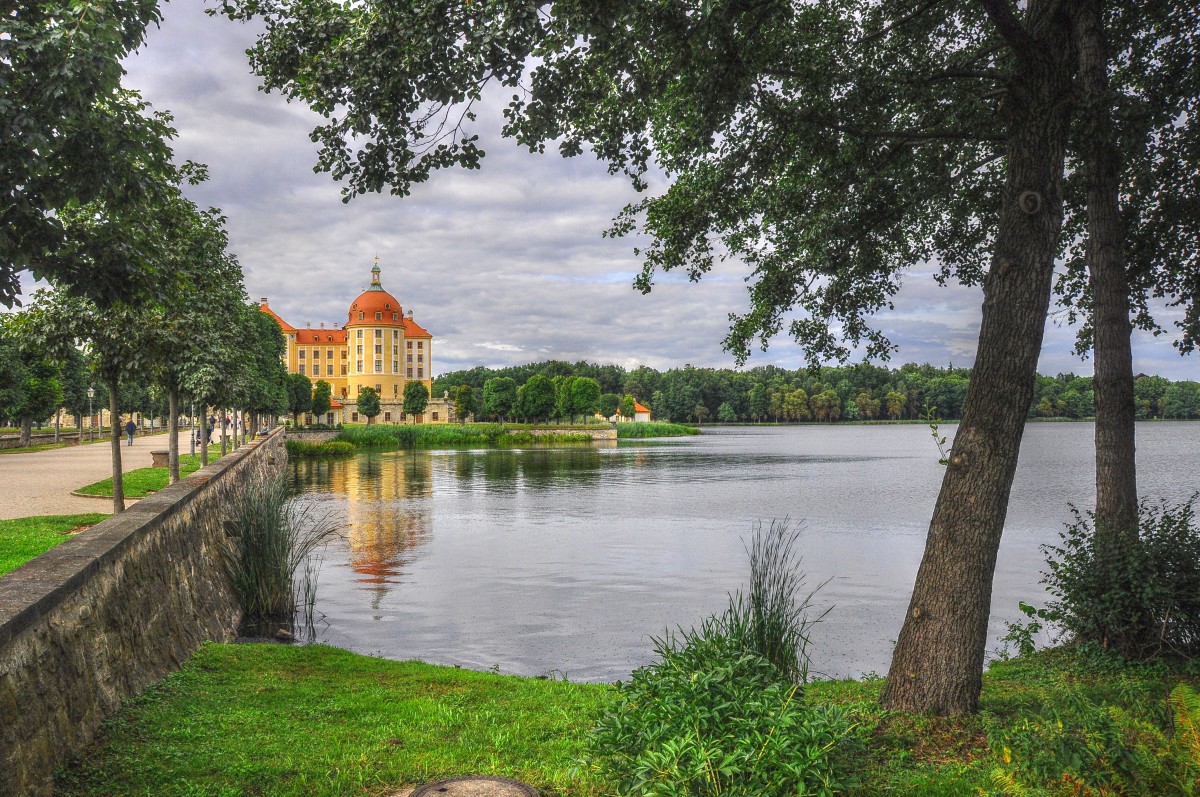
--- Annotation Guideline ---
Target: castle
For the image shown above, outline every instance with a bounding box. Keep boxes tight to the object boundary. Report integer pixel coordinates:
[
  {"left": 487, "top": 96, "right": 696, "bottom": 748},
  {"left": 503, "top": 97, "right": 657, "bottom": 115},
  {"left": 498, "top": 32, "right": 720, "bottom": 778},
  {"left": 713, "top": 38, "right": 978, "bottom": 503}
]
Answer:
[{"left": 259, "top": 261, "right": 451, "bottom": 424}]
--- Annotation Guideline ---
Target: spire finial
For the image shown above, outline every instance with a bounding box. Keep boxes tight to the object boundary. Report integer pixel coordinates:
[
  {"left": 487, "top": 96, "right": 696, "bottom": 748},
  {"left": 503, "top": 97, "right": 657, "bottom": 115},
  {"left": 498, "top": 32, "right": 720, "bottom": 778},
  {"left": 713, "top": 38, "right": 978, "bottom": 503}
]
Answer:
[{"left": 370, "top": 255, "right": 381, "bottom": 287}]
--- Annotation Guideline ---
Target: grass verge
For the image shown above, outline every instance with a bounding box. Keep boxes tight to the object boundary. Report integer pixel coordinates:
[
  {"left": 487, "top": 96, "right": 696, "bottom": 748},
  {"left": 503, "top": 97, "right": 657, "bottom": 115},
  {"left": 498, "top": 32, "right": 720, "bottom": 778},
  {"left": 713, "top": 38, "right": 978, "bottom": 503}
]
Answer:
[
  {"left": 55, "top": 644, "right": 1200, "bottom": 796},
  {"left": 57, "top": 643, "right": 610, "bottom": 797},
  {"left": 0, "top": 513, "right": 110, "bottom": 576},
  {"left": 615, "top": 421, "right": 700, "bottom": 438},
  {"left": 336, "top": 423, "right": 595, "bottom": 449},
  {"left": 75, "top": 452, "right": 225, "bottom": 498}
]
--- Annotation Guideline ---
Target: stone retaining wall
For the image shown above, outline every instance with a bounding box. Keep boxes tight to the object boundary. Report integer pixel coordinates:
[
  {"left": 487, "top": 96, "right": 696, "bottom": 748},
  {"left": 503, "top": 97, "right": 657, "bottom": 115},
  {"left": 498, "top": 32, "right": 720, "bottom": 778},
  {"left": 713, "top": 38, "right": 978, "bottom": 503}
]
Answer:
[
  {"left": 285, "top": 428, "right": 341, "bottom": 443},
  {"left": 528, "top": 426, "right": 617, "bottom": 441},
  {"left": 0, "top": 427, "right": 288, "bottom": 796}
]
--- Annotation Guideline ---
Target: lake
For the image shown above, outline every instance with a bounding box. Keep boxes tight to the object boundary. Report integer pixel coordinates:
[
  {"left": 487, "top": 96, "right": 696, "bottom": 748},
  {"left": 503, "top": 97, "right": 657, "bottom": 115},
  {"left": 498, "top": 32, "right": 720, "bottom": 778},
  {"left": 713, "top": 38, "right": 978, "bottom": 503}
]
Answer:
[{"left": 289, "top": 422, "right": 1199, "bottom": 682}]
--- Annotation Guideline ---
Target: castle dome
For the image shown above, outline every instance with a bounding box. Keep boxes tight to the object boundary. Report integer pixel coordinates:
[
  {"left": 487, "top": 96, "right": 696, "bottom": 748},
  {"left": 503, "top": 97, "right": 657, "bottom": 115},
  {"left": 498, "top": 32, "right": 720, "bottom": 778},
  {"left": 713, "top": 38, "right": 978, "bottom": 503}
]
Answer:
[{"left": 347, "top": 261, "right": 404, "bottom": 325}]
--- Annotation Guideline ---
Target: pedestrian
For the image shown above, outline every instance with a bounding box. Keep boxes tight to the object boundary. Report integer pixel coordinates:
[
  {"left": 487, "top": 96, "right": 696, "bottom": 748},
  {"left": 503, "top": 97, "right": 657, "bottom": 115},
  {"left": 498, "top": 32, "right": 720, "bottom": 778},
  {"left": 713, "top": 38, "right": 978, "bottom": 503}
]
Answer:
[{"left": 124, "top": 418, "right": 136, "bottom": 447}]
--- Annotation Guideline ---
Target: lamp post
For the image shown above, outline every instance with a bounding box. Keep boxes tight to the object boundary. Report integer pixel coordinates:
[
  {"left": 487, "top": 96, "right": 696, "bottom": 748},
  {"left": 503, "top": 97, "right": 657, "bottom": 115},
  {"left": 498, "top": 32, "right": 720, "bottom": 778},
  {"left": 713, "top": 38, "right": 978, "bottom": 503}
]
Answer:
[
  {"left": 87, "top": 386, "right": 95, "bottom": 442},
  {"left": 190, "top": 401, "right": 195, "bottom": 456}
]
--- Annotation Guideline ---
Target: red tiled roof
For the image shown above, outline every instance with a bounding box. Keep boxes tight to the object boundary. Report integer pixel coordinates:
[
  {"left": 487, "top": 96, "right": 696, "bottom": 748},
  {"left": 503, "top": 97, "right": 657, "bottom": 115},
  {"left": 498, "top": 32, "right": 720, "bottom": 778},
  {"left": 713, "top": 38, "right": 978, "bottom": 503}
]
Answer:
[
  {"left": 347, "top": 288, "right": 405, "bottom": 326},
  {"left": 259, "top": 302, "right": 296, "bottom": 332},
  {"left": 295, "top": 328, "right": 348, "bottom": 345},
  {"left": 402, "top": 318, "right": 431, "bottom": 337},
  {"left": 634, "top": 401, "right": 651, "bottom": 413}
]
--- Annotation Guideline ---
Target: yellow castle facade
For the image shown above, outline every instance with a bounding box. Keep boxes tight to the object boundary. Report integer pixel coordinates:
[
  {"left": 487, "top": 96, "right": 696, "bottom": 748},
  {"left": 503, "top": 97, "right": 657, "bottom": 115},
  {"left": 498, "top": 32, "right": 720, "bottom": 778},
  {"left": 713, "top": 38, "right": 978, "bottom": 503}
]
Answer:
[{"left": 260, "top": 262, "right": 452, "bottom": 424}]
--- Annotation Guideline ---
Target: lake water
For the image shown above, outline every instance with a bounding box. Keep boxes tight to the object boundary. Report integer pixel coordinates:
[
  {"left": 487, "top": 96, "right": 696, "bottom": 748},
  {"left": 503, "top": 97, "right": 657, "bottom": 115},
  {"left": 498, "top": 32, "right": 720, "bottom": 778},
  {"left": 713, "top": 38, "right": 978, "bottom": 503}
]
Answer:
[{"left": 289, "top": 422, "right": 1199, "bottom": 682}]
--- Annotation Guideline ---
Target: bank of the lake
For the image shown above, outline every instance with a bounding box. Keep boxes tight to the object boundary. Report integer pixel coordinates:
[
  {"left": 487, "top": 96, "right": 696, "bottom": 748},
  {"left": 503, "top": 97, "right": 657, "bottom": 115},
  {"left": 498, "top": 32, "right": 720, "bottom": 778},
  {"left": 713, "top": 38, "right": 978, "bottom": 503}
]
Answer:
[{"left": 57, "top": 643, "right": 1200, "bottom": 796}]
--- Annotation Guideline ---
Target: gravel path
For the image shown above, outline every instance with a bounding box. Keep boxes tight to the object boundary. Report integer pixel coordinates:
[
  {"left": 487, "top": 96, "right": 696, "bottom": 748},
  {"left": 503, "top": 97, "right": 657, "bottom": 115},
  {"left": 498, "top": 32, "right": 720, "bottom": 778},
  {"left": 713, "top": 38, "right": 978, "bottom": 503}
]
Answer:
[{"left": 0, "top": 430, "right": 230, "bottom": 520}]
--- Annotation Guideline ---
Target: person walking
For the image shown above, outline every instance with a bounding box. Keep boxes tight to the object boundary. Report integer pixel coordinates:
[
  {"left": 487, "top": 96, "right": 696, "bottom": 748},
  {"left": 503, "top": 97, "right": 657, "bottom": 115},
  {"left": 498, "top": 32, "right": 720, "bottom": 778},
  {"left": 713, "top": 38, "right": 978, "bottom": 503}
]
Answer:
[{"left": 124, "top": 418, "right": 137, "bottom": 447}]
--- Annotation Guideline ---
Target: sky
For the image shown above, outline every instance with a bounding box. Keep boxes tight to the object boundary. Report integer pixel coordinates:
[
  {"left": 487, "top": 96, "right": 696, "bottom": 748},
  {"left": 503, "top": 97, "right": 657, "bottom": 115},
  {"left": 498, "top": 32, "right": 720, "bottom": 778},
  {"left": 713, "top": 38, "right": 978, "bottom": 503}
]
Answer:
[{"left": 36, "top": 0, "right": 1196, "bottom": 380}]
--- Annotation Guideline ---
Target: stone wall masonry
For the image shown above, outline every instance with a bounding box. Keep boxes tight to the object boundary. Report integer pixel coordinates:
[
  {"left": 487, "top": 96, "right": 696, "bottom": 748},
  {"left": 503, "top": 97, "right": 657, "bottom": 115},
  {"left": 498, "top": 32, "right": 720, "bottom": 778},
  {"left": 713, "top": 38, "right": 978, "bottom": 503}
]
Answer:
[{"left": 0, "top": 428, "right": 288, "bottom": 796}]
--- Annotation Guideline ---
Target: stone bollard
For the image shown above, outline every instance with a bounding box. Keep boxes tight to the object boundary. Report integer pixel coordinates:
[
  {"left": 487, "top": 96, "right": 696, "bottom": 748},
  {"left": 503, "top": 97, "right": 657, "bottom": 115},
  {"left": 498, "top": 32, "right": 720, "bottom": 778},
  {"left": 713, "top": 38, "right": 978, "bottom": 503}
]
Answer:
[{"left": 151, "top": 450, "right": 170, "bottom": 468}]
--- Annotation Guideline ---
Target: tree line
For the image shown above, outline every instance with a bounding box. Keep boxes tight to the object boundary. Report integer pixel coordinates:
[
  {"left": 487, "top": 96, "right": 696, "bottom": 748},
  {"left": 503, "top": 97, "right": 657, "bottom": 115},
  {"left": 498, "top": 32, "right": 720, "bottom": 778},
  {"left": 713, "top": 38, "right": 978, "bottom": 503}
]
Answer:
[{"left": 434, "top": 360, "right": 1200, "bottom": 424}]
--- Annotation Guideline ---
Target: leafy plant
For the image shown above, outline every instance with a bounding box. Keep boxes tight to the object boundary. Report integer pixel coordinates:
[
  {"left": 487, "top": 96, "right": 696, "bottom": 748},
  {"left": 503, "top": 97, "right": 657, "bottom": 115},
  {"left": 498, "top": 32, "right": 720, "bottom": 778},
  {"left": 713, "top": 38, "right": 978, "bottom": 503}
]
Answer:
[
  {"left": 920, "top": 403, "right": 950, "bottom": 465},
  {"left": 999, "top": 601, "right": 1055, "bottom": 660},
  {"left": 221, "top": 465, "right": 341, "bottom": 635},
  {"left": 1043, "top": 497, "right": 1200, "bottom": 658}
]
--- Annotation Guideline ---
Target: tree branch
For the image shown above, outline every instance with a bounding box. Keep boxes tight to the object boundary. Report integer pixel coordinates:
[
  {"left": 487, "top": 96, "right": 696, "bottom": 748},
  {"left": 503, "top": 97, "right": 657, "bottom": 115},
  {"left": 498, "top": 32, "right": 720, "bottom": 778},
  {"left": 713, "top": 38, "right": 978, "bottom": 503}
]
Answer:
[{"left": 979, "top": 0, "right": 1036, "bottom": 61}]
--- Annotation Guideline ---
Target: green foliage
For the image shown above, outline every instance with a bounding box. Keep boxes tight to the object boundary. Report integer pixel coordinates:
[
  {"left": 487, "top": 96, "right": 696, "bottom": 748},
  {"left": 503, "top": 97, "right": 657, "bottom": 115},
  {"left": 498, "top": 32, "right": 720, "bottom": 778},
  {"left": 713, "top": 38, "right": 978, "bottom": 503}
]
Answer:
[
  {"left": 618, "top": 393, "right": 636, "bottom": 420},
  {"left": 921, "top": 404, "right": 951, "bottom": 466},
  {"left": 615, "top": 421, "right": 699, "bottom": 438},
  {"left": 481, "top": 376, "right": 517, "bottom": 421},
  {"left": 311, "top": 379, "right": 332, "bottom": 419},
  {"left": 454, "top": 384, "right": 476, "bottom": 422},
  {"left": 0, "top": 513, "right": 109, "bottom": 577},
  {"left": 402, "top": 380, "right": 429, "bottom": 416},
  {"left": 335, "top": 423, "right": 593, "bottom": 449},
  {"left": 356, "top": 386, "right": 381, "bottom": 422},
  {"left": 287, "top": 372, "right": 313, "bottom": 416},
  {"left": 1043, "top": 498, "right": 1200, "bottom": 659},
  {"left": 519, "top": 374, "right": 556, "bottom": 422},
  {"left": 285, "top": 440, "right": 355, "bottom": 458},
  {"left": 597, "top": 392, "right": 621, "bottom": 419},
  {"left": 75, "top": 452, "right": 224, "bottom": 498},
  {"left": 585, "top": 633, "right": 852, "bottom": 797},
  {"left": 221, "top": 467, "right": 340, "bottom": 631}
]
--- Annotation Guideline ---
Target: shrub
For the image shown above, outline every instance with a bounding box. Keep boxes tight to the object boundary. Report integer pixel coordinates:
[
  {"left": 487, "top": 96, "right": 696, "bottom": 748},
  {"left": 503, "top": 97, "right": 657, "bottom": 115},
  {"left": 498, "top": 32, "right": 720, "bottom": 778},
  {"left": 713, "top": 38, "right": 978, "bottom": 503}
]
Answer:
[
  {"left": 583, "top": 519, "right": 848, "bottom": 796},
  {"left": 585, "top": 633, "right": 853, "bottom": 797},
  {"left": 1043, "top": 497, "right": 1200, "bottom": 658},
  {"left": 221, "top": 466, "right": 341, "bottom": 635},
  {"left": 615, "top": 421, "right": 700, "bottom": 438}
]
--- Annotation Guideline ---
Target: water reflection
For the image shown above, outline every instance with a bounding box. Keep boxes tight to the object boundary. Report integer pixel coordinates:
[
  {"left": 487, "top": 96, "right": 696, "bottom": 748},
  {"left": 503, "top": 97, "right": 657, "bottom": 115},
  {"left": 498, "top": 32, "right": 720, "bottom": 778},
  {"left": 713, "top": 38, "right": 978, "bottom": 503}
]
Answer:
[{"left": 288, "top": 424, "right": 1200, "bottom": 682}]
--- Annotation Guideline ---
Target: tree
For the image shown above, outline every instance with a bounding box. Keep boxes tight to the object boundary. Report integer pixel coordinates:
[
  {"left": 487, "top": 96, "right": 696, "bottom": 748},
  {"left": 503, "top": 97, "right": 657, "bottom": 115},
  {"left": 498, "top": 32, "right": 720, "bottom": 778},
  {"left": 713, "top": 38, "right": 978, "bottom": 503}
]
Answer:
[
  {"left": 885, "top": 391, "right": 906, "bottom": 421},
  {"left": 521, "top": 375, "right": 557, "bottom": 422},
  {"left": 312, "top": 379, "right": 332, "bottom": 421},
  {"left": 357, "top": 386, "right": 381, "bottom": 425},
  {"left": 288, "top": 372, "right": 314, "bottom": 419},
  {"left": 402, "top": 380, "right": 429, "bottom": 420},
  {"left": 554, "top": 375, "right": 577, "bottom": 423},
  {"left": 717, "top": 402, "right": 737, "bottom": 423},
  {"left": 218, "top": 0, "right": 1197, "bottom": 715},
  {"left": 597, "top": 392, "right": 621, "bottom": 421},
  {"left": 482, "top": 376, "right": 517, "bottom": 421},
  {"left": 454, "top": 384, "right": 476, "bottom": 424},
  {"left": 619, "top": 394, "right": 637, "bottom": 422},
  {"left": 571, "top": 377, "right": 602, "bottom": 422},
  {"left": 0, "top": 318, "right": 64, "bottom": 447},
  {"left": 3, "top": 2, "right": 178, "bottom": 308}
]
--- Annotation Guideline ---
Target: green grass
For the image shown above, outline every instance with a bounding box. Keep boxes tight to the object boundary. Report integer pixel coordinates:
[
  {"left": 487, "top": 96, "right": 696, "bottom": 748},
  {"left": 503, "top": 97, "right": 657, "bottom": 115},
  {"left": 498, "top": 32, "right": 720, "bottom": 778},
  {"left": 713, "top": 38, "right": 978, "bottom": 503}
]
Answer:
[
  {"left": 0, "top": 513, "right": 110, "bottom": 576},
  {"left": 285, "top": 439, "right": 357, "bottom": 457},
  {"left": 57, "top": 643, "right": 611, "bottom": 797},
  {"left": 54, "top": 643, "right": 1200, "bottom": 796},
  {"left": 335, "top": 423, "right": 595, "bottom": 449},
  {"left": 75, "top": 452, "right": 225, "bottom": 498},
  {"left": 615, "top": 421, "right": 700, "bottom": 438}
]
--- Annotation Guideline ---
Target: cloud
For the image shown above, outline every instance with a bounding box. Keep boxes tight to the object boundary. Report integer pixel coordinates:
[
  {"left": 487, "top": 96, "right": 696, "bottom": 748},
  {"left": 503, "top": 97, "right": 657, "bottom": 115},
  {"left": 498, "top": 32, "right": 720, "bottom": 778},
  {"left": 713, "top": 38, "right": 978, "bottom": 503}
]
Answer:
[{"left": 100, "top": 1, "right": 1199, "bottom": 380}]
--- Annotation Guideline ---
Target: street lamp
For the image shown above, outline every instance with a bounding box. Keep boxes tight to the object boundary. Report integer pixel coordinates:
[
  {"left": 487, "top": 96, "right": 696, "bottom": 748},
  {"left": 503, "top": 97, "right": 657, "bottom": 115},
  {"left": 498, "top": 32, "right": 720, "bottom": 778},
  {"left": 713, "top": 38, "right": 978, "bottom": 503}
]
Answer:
[{"left": 87, "top": 387, "right": 95, "bottom": 442}]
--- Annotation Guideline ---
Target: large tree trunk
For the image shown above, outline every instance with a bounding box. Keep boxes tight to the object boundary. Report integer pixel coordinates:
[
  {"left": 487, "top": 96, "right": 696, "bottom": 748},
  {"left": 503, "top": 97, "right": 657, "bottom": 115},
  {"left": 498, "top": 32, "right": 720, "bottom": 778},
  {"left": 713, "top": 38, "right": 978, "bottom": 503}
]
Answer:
[
  {"left": 220, "top": 408, "right": 228, "bottom": 457},
  {"left": 108, "top": 376, "right": 125, "bottom": 514},
  {"left": 201, "top": 406, "right": 209, "bottom": 466},
  {"left": 168, "top": 387, "right": 180, "bottom": 484},
  {"left": 19, "top": 415, "right": 32, "bottom": 448},
  {"left": 881, "top": 14, "right": 1076, "bottom": 715},
  {"left": 1074, "top": 0, "right": 1138, "bottom": 544}
]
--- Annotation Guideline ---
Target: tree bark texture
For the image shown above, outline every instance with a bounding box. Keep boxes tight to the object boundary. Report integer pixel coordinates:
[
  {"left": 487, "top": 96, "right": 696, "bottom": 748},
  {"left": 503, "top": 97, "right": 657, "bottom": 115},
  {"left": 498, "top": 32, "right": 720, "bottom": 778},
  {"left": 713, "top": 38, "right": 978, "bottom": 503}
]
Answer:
[
  {"left": 108, "top": 377, "right": 125, "bottom": 514},
  {"left": 881, "top": 13, "right": 1076, "bottom": 715},
  {"left": 168, "top": 387, "right": 180, "bottom": 484},
  {"left": 1074, "top": 0, "right": 1138, "bottom": 544}
]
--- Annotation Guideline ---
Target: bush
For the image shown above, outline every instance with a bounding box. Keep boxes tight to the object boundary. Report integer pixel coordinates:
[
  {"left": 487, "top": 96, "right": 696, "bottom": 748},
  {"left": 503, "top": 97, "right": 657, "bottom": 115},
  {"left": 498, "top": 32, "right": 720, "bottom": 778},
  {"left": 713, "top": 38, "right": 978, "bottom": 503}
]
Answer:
[
  {"left": 221, "top": 466, "right": 341, "bottom": 635},
  {"left": 1044, "top": 497, "right": 1200, "bottom": 658},
  {"left": 583, "top": 519, "right": 849, "bottom": 796},
  {"left": 615, "top": 421, "right": 700, "bottom": 438},
  {"left": 285, "top": 440, "right": 355, "bottom": 458}
]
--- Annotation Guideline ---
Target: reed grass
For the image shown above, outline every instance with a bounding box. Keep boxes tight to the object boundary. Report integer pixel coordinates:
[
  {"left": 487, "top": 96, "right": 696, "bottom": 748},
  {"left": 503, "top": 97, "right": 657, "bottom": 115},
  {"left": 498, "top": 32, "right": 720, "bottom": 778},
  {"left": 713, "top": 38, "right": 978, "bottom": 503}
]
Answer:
[
  {"left": 335, "top": 423, "right": 593, "bottom": 449},
  {"left": 284, "top": 440, "right": 356, "bottom": 458},
  {"left": 221, "top": 466, "right": 341, "bottom": 633},
  {"left": 614, "top": 421, "right": 699, "bottom": 438}
]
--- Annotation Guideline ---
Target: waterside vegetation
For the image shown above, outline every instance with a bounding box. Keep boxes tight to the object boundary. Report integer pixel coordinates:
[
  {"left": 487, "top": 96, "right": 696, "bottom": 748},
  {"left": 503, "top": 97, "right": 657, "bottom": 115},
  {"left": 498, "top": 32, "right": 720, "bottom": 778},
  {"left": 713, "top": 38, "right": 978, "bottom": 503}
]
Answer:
[{"left": 75, "top": 452, "right": 225, "bottom": 499}]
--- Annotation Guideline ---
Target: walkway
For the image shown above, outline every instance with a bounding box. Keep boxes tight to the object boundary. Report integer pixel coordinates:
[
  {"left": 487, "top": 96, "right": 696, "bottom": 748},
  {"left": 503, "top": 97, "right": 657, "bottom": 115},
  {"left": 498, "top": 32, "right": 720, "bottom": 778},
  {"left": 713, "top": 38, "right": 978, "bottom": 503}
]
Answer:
[{"left": 0, "top": 430, "right": 236, "bottom": 520}]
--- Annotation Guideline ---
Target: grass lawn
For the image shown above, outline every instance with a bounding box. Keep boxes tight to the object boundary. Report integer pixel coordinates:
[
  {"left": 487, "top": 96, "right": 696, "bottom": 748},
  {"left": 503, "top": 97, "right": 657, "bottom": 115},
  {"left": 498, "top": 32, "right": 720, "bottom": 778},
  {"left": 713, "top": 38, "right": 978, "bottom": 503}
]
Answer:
[
  {"left": 75, "top": 452, "right": 225, "bottom": 498},
  {"left": 55, "top": 644, "right": 1200, "bottom": 796},
  {"left": 0, "top": 513, "right": 110, "bottom": 576},
  {"left": 57, "top": 643, "right": 611, "bottom": 797}
]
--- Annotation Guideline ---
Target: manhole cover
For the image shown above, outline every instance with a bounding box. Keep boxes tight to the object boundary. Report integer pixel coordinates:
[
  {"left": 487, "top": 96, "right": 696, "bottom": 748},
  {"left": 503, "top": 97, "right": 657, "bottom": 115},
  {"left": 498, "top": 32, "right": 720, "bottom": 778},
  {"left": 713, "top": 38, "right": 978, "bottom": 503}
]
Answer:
[{"left": 410, "top": 776, "right": 540, "bottom": 797}]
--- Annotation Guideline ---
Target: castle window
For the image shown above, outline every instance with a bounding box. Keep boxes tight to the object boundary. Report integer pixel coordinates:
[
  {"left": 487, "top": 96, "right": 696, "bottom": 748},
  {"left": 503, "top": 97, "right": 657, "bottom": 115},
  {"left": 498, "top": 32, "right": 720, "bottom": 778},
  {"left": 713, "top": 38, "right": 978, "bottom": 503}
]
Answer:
[
  {"left": 341, "top": 365, "right": 347, "bottom": 375},
  {"left": 374, "top": 344, "right": 382, "bottom": 355},
  {"left": 375, "top": 384, "right": 381, "bottom": 393},
  {"left": 327, "top": 365, "right": 333, "bottom": 376},
  {"left": 393, "top": 384, "right": 399, "bottom": 396},
  {"left": 374, "top": 328, "right": 383, "bottom": 338},
  {"left": 357, "top": 360, "right": 363, "bottom": 372},
  {"left": 356, "top": 329, "right": 363, "bottom": 339},
  {"left": 407, "top": 354, "right": 412, "bottom": 363},
  {"left": 298, "top": 365, "right": 305, "bottom": 375},
  {"left": 312, "top": 350, "right": 319, "bottom": 359},
  {"left": 375, "top": 311, "right": 382, "bottom": 320},
  {"left": 351, "top": 412, "right": 358, "bottom": 422},
  {"left": 356, "top": 344, "right": 363, "bottom": 355},
  {"left": 417, "top": 368, "right": 423, "bottom": 378},
  {"left": 393, "top": 313, "right": 398, "bottom": 321},
  {"left": 406, "top": 341, "right": 412, "bottom": 349},
  {"left": 417, "top": 354, "right": 423, "bottom": 363},
  {"left": 393, "top": 359, "right": 399, "bottom": 372},
  {"left": 358, "top": 312, "right": 364, "bottom": 321},
  {"left": 432, "top": 412, "right": 438, "bottom": 421},
  {"left": 417, "top": 341, "right": 423, "bottom": 349},
  {"left": 407, "top": 368, "right": 413, "bottom": 378},
  {"left": 298, "top": 350, "right": 305, "bottom": 359},
  {"left": 374, "top": 360, "right": 382, "bottom": 372},
  {"left": 326, "top": 349, "right": 333, "bottom": 359},
  {"left": 384, "top": 411, "right": 391, "bottom": 422}
]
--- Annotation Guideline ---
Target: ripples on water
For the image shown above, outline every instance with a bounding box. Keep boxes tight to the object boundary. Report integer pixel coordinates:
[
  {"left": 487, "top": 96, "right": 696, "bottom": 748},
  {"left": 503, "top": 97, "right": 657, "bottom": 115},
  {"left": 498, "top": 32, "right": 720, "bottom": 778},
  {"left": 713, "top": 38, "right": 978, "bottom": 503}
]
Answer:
[{"left": 289, "top": 422, "right": 1200, "bottom": 682}]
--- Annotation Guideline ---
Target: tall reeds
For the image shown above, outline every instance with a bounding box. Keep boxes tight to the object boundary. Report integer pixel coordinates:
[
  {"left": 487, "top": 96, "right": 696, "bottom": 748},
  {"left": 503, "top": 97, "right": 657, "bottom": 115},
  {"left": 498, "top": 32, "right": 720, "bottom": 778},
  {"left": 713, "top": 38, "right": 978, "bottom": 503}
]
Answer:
[{"left": 222, "top": 465, "right": 340, "bottom": 635}]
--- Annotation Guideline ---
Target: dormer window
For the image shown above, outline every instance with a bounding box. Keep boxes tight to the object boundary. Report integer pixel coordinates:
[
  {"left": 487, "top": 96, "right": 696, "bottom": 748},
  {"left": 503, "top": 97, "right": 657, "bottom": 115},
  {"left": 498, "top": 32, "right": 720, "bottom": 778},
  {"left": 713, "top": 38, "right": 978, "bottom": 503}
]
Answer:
[
  {"left": 393, "top": 313, "right": 398, "bottom": 321},
  {"left": 375, "top": 311, "right": 382, "bottom": 320},
  {"left": 358, "top": 312, "right": 364, "bottom": 321}
]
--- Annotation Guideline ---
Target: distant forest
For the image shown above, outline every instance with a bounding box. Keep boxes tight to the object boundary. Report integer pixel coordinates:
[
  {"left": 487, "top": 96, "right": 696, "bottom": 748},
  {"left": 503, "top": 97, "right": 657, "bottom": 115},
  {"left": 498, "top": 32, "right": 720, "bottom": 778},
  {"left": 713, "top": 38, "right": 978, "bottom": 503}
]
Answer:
[{"left": 433, "top": 361, "right": 1200, "bottom": 424}]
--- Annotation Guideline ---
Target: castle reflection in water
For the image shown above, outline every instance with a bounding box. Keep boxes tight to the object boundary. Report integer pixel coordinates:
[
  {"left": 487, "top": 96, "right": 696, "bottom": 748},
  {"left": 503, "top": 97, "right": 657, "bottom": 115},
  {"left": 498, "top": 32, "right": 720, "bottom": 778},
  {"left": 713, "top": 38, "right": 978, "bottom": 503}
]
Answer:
[{"left": 289, "top": 447, "right": 612, "bottom": 605}]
